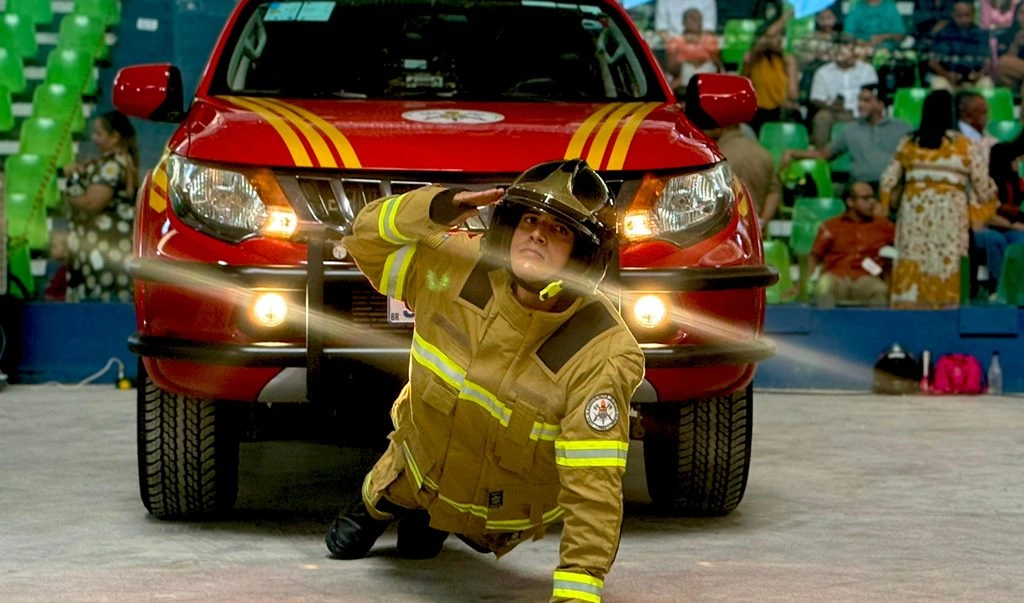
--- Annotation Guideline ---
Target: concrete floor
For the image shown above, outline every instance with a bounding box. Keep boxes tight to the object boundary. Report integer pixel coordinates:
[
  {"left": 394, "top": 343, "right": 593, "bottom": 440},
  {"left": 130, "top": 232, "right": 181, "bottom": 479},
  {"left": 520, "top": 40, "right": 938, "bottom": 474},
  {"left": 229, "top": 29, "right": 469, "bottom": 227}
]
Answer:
[{"left": 1, "top": 385, "right": 1023, "bottom": 602}]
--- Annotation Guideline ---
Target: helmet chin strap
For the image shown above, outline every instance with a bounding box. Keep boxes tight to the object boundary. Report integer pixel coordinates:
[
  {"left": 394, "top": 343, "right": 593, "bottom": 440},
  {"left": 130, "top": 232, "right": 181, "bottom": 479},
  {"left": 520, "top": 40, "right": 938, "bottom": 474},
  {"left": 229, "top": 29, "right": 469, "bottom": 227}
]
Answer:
[{"left": 512, "top": 273, "right": 564, "bottom": 301}]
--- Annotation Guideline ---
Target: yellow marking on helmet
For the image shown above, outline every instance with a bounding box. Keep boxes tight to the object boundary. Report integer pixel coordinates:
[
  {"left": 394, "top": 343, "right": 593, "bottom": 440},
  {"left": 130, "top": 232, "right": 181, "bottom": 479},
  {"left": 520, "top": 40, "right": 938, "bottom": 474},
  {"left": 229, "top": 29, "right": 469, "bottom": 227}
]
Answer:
[
  {"left": 245, "top": 96, "right": 337, "bottom": 168},
  {"left": 605, "top": 102, "right": 661, "bottom": 170},
  {"left": 265, "top": 97, "right": 363, "bottom": 168},
  {"left": 585, "top": 102, "right": 643, "bottom": 169},
  {"left": 564, "top": 103, "right": 620, "bottom": 160},
  {"left": 221, "top": 96, "right": 313, "bottom": 167}
]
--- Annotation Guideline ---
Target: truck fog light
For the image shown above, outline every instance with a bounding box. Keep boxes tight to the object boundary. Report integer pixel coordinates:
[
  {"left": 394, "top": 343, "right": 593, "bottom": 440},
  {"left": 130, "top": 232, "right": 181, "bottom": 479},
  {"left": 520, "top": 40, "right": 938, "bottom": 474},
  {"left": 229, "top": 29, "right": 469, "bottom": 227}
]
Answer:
[
  {"left": 633, "top": 295, "right": 667, "bottom": 329},
  {"left": 262, "top": 208, "right": 298, "bottom": 238},
  {"left": 251, "top": 292, "right": 288, "bottom": 327}
]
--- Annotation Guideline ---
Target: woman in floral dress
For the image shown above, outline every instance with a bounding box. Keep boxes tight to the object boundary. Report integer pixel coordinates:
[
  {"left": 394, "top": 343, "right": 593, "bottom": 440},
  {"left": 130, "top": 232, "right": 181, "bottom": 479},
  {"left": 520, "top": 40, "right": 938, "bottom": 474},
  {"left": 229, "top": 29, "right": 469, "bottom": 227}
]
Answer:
[
  {"left": 879, "top": 90, "right": 998, "bottom": 308},
  {"left": 64, "top": 111, "right": 139, "bottom": 303}
]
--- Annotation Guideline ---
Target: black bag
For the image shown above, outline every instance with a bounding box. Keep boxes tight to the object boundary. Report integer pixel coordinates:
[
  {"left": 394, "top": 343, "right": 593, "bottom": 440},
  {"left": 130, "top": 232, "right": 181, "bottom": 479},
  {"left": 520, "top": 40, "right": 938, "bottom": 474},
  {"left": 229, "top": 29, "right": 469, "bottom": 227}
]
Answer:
[{"left": 873, "top": 342, "right": 922, "bottom": 395}]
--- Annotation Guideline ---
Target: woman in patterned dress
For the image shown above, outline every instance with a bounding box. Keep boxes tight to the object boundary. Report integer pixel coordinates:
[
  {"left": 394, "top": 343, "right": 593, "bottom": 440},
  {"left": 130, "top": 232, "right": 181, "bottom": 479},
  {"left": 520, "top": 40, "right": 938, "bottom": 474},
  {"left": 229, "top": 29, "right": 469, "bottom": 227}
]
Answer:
[
  {"left": 879, "top": 90, "right": 998, "bottom": 308},
  {"left": 64, "top": 111, "right": 139, "bottom": 303}
]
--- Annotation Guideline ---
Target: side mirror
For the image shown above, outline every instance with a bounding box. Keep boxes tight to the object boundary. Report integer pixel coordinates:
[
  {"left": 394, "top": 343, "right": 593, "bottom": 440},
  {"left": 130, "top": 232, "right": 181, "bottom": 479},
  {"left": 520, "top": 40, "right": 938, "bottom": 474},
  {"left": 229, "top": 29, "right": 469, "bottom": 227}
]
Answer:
[
  {"left": 683, "top": 73, "right": 757, "bottom": 130},
  {"left": 112, "top": 64, "right": 185, "bottom": 123}
]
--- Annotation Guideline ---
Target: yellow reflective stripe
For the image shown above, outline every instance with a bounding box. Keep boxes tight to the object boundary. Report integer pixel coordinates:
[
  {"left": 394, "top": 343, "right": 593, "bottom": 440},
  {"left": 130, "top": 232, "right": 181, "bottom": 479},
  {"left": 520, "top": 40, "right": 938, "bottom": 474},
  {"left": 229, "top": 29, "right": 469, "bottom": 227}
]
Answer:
[
  {"left": 401, "top": 441, "right": 424, "bottom": 489},
  {"left": 382, "top": 243, "right": 416, "bottom": 297},
  {"left": 412, "top": 331, "right": 467, "bottom": 391},
  {"left": 377, "top": 194, "right": 413, "bottom": 244},
  {"left": 222, "top": 96, "right": 312, "bottom": 167},
  {"left": 486, "top": 506, "right": 564, "bottom": 531},
  {"left": 245, "top": 96, "right": 337, "bottom": 168},
  {"left": 605, "top": 101, "right": 661, "bottom": 170},
  {"left": 564, "top": 103, "right": 620, "bottom": 160},
  {"left": 412, "top": 334, "right": 560, "bottom": 440},
  {"left": 554, "top": 440, "right": 628, "bottom": 468},
  {"left": 584, "top": 102, "right": 642, "bottom": 168},
  {"left": 552, "top": 571, "right": 603, "bottom": 603},
  {"left": 266, "top": 97, "right": 362, "bottom": 168}
]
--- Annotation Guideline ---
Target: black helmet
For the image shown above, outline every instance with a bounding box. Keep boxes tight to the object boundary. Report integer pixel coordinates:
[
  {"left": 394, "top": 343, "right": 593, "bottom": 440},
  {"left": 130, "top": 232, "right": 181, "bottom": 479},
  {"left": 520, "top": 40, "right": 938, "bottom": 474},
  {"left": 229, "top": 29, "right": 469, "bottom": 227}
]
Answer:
[{"left": 482, "top": 159, "right": 617, "bottom": 294}]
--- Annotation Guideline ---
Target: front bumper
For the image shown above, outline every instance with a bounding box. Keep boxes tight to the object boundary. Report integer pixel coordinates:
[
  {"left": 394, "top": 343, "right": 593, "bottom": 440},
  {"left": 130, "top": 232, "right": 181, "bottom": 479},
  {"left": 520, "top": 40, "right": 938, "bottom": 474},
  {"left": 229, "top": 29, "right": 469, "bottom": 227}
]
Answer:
[{"left": 129, "top": 237, "right": 778, "bottom": 402}]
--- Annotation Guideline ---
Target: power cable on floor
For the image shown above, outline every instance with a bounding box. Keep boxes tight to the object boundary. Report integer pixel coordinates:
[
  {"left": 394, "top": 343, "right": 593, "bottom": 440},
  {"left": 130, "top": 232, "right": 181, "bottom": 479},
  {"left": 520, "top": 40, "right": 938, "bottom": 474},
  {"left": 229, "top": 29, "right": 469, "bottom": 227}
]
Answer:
[{"left": 41, "top": 357, "right": 134, "bottom": 390}]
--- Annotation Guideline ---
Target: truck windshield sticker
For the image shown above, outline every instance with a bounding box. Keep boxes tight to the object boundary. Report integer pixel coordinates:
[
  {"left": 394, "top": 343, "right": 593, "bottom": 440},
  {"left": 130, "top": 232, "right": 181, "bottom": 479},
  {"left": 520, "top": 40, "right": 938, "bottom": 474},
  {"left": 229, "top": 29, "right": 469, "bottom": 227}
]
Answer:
[
  {"left": 402, "top": 109, "right": 505, "bottom": 124},
  {"left": 265, "top": 1, "right": 334, "bottom": 22}
]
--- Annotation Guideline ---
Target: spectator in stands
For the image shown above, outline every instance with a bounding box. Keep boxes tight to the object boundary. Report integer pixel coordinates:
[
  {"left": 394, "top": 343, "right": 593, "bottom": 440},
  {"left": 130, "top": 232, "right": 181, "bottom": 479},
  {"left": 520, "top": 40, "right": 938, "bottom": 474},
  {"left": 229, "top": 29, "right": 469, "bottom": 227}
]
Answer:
[
  {"left": 793, "top": 8, "right": 842, "bottom": 69},
  {"left": 956, "top": 90, "right": 999, "bottom": 159},
  {"left": 879, "top": 90, "right": 998, "bottom": 308},
  {"left": 655, "top": 0, "right": 716, "bottom": 38},
  {"left": 980, "top": 0, "right": 1022, "bottom": 32},
  {"left": 64, "top": 111, "right": 139, "bottom": 303},
  {"left": 44, "top": 220, "right": 69, "bottom": 302},
  {"left": 845, "top": 0, "right": 906, "bottom": 51},
  {"left": 708, "top": 124, "right": 781, "bottom": 227},
  {"left": 973, "top": 142, "right": 1024, "bottom": 291},
  {"left": 914, "top": 0, "right": 957, "bottom": 36},
  {"left": 781, "top": 84, "right": 912, "bottom": 190},
  {"left": 807, "top": 40, "right": 879, "bottom": 148},
  {"left": 664, "top": 8, "right": 723, "bottom": 91},
  {"left": 743, "top": 13, "right": 801, "bottom": 133},
  {"left": 809, "top": 182, "right": 895, "bottom": 308},
  {"left": 995, "top": 2, "right": 1024, "bottom": 96},
  {"left": 926, "top": 0, "right": 995, "bottom": 91}
]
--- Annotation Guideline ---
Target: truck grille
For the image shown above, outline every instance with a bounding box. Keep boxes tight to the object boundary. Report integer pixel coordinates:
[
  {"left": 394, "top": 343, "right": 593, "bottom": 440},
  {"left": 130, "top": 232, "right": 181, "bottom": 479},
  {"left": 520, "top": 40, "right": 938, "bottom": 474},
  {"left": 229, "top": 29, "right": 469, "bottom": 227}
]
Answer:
[{"left": 283, "top": 174, "right": 626, "bottom": 234}]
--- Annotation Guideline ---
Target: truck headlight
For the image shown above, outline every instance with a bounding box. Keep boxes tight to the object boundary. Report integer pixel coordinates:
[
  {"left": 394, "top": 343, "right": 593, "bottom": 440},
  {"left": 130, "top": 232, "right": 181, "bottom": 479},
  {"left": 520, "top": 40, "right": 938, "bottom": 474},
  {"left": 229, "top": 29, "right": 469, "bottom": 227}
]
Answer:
[
  {"left": 622, "top": 163, "right": 735, "bottom": 247},
  {"left": 167, "top": 155, "right": 297, "bottom": 243}
]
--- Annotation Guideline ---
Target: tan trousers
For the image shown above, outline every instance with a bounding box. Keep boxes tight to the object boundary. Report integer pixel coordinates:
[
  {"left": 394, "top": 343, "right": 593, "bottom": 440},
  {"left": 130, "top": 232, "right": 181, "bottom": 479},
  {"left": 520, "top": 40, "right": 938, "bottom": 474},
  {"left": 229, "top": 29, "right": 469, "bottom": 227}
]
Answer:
[
  {"left": 814, "top": 273, "right": 889, "bottom": 308},
  {"left": 811, "top": 107, "right": 854, "bottom": 149},
  {"left": 930, "top": 75, "right": 994, "bottom": 91},
  {"left": 996, "top": 55, "right": 1024, "bottom": 96}
]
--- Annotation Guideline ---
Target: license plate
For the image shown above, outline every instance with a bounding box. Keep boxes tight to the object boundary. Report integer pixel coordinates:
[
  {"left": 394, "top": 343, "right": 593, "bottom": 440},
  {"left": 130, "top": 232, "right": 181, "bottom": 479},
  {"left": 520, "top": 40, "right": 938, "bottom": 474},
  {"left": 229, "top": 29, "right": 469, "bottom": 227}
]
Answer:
[{"left": 387, "top": 297, "right": 416, "bottom": 324}]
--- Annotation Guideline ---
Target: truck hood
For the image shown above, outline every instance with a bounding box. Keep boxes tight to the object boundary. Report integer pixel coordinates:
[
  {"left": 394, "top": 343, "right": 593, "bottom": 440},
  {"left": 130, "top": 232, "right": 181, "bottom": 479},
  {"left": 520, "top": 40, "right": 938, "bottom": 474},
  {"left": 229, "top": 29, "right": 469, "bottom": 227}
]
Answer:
[{"left": 181, "top": 96, "right": 722, "bottom": 174}]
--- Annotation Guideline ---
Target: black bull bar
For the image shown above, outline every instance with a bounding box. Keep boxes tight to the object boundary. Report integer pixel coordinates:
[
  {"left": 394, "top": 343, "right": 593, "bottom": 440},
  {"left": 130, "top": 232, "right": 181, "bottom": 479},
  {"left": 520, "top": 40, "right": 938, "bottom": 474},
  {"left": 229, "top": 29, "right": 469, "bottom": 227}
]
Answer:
[{"left": 127, "top": 235, "right": 778, "bottom": 401}]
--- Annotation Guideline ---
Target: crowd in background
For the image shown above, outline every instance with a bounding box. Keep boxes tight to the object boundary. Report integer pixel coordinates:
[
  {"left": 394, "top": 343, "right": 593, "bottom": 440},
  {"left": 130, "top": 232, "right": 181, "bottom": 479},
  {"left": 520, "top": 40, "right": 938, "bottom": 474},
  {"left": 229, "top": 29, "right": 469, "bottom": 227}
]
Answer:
[
  {"left": 648, "top": 0, "right": 1024, "bottom": 309},
  {"left": 20, "top": 0, "right": 1024, "bottom": 311}
]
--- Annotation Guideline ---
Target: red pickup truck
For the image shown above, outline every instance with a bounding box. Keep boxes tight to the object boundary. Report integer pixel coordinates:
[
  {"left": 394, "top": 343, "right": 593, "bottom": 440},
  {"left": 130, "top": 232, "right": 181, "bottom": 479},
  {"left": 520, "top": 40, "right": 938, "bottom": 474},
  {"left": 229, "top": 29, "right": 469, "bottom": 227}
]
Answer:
[{"left": 114, "top": 0, "right": 776, "bottom": 520}]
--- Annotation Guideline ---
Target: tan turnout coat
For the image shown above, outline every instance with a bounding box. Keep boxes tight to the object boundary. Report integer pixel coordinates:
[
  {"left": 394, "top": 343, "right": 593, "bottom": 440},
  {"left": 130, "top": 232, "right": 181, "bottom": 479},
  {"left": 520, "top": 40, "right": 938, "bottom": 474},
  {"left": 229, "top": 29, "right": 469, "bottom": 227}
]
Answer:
[{"left": 343, "top": 186, "right": 645, "bottom": 603}]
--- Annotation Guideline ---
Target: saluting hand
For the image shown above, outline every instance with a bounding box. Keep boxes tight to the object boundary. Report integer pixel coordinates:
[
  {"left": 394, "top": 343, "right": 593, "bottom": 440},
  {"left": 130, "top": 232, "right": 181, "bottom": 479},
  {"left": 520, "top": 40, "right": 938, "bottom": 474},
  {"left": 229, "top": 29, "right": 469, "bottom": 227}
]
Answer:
[{"left": 450, "top": 188, "right": 505, "bottom": 224}]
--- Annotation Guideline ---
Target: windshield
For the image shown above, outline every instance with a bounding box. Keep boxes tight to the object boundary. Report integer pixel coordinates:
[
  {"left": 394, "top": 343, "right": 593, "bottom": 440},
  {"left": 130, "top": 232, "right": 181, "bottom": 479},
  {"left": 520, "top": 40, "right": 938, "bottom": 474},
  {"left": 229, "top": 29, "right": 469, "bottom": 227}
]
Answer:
[{"left": 210, "top": 0, "right": 661, "bottom": 102}]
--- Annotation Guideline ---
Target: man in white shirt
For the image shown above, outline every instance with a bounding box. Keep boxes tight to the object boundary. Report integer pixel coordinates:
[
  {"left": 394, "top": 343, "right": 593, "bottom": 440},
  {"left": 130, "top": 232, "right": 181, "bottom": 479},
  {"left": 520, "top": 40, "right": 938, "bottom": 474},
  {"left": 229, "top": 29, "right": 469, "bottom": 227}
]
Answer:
[
  {"left": 956, "top": 90, "right": 998, "bottom": 159},
  {"left": 655, "top": 0, "right": 717, "bottom": 37},
  {"left": 808, "top": 40, "right": 878, "bottom": 148}
]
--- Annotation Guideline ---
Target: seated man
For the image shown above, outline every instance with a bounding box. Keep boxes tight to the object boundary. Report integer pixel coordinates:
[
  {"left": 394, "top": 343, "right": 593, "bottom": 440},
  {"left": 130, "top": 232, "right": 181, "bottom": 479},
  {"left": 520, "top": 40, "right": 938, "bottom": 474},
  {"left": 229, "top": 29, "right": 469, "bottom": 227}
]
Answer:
[
  {"left": 844, "top": 0, "right": 906, "bottom": 51},
  {"left": 664, "top": 8, "right": 723, "bottom": 91},
  {"left": 956, "top": 90, "right": 998, "bottom": 160},
  {"left": 807, "top": 40, "right": 879, "bottom": 149},
  {"left": 708, "top": 124, "right": 781, "bottom": 228},
  {"left": 926, "top": 0, "right": 994, "bottom": 91},
  {"left": 782, "top": 84, "right": 912, "bottom": 191},
  {"left": 809, "top": 181, "right": 895, "bottom": 308}
]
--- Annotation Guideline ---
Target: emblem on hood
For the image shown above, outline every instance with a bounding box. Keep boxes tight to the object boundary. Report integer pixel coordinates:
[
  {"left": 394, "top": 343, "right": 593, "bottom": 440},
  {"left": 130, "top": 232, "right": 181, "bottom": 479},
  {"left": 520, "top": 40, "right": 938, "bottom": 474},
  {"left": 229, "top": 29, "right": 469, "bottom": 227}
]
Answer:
[{"left": 401, "top": 109, "right": 505, "bottom": 124}]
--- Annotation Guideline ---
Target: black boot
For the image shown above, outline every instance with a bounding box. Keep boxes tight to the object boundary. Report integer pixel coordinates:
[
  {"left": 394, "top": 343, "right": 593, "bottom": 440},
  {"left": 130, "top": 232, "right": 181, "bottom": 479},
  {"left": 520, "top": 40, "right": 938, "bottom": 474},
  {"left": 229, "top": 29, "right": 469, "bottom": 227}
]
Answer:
[
  {"left": 396, "top": 510, "right": 449, "bottom": 559},
  {"left": 325, "top": 500, "right": 394, "bottom": 559}
]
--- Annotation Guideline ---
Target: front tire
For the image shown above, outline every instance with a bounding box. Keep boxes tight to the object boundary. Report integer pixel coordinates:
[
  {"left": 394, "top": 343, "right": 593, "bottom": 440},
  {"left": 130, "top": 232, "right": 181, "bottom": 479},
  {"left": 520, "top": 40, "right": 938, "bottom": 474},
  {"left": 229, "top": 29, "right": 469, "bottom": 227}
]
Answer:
[
  {"left": 137, "top": 360, "right": 240, "bottom": 519},
  {"left": 642, "top": 384, "right": 753, "bottom": 515}
]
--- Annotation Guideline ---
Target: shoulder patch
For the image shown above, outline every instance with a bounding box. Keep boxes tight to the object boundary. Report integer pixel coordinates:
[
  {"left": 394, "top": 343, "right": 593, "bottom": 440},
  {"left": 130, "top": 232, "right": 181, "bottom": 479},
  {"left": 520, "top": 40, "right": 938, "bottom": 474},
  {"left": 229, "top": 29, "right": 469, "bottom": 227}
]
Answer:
[
  {"left": 536, "top": 302, "right": 616, "bottom": 373},
  {"left": 459, "top": 259, "right": 494, "bottom": 310},
  {"left": 584, "top": 394, "right": 619, "bottom": 432}
]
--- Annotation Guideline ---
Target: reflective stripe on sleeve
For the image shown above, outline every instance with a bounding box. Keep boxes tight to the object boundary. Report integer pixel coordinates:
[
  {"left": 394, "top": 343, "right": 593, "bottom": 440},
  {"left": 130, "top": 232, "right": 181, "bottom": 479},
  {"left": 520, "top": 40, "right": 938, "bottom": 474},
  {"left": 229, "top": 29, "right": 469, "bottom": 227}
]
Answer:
[
  {"left": 377, "top": 194, "right": 414, "bottom": 243},
  {"left": 382, "top": 243, "right": 416, "bottom": 297},
  {"left": 553, "top": 440, "right": 628, "bottom": 468},
  {"left": 552, "top": 571, "right": 603, "bottom": 603}
]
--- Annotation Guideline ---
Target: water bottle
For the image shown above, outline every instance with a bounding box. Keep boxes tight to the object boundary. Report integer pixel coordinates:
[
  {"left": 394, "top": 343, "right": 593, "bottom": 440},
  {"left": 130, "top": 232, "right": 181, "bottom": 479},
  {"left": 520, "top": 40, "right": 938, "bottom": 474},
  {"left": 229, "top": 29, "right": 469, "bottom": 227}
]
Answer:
[{"left": 987, "top": 351, "right": 1003, "bottom": 395}]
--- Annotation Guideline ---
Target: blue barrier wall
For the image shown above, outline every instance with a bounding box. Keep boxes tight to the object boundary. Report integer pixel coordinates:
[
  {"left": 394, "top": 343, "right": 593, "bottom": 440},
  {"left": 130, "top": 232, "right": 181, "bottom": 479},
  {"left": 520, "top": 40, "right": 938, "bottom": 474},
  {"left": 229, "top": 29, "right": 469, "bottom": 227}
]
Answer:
[{"left": 8, "top": 303, "right": 1022, "bottom": 392}]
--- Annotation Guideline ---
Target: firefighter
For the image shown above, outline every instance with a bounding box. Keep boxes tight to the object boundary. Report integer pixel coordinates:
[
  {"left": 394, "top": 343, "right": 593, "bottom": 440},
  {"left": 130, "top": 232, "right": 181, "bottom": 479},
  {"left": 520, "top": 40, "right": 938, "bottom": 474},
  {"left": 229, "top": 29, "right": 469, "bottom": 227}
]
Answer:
[{"left": 326, "top": 159, "right": 645, "bottom": 603}]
